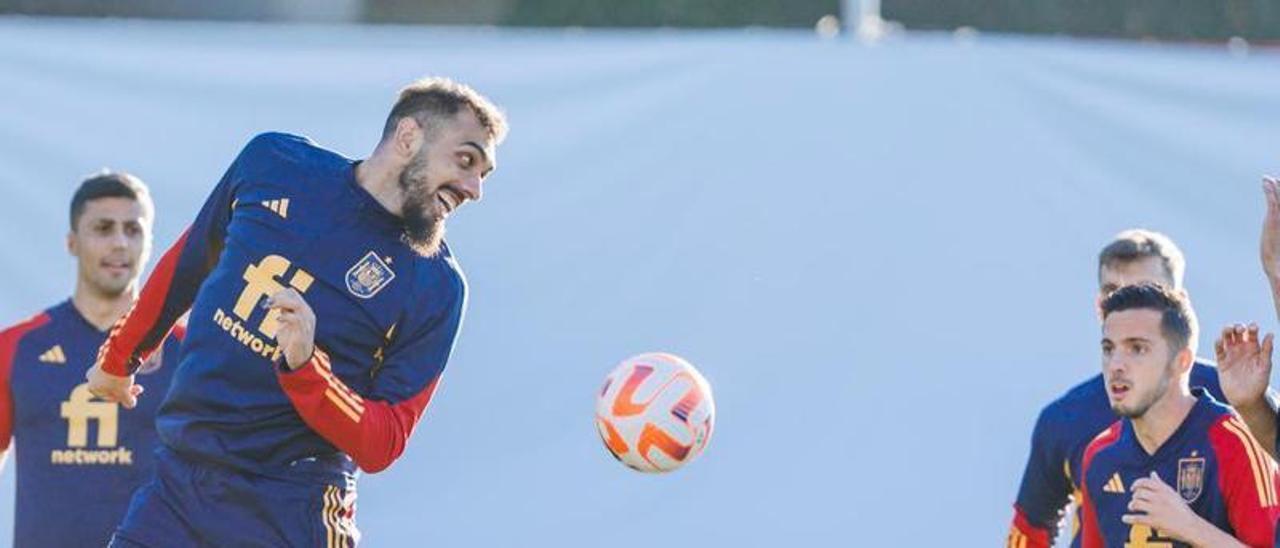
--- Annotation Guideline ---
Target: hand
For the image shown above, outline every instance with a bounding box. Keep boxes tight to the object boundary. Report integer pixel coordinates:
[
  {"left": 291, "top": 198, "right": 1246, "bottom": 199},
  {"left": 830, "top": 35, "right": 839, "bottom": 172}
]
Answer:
[
  {"left": 1124, "top": 472, "right": 1248, "bottom": 548},
  {"left": 266, "top": 288, "right": 316, "bottom": 370},
  {"left": 1121, "top": 472, "right": 1201, "bottom": 543},
  {"left": 1262, "top": 176, "right": 1280, "bottom": 281},
  {"left": 85, "top": 361, "right": 143, "bottom": 409},
  {"left": 1215, "top": 323, "right": 1273, "bottom": 410}
]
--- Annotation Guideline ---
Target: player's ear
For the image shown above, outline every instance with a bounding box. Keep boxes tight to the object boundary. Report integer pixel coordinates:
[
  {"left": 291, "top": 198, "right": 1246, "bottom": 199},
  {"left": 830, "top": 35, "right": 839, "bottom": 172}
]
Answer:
[
  {"left": 1176, "top": 346, "right": 1194, "bottom": 372},
  {"left": 394, "top": 117, "right": 422, "bottom": 159},
  {"left": 66, "top": 230, "right": 77, "bottom": 257}
]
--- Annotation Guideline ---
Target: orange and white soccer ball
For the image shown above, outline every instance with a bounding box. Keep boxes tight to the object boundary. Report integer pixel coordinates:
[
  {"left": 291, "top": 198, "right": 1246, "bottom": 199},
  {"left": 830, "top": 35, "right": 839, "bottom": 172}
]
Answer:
[{"left": 595, "top": 352, "right": 715, "bottom": 473}]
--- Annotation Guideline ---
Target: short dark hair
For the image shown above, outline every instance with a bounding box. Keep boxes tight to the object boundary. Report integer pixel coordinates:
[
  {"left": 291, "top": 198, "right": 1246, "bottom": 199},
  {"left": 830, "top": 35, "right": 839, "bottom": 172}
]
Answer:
[
  {"left": 69, "top": 171, "right": 154, "bottom": 230},
  {"left": 1101, "top": 283, "right": 1197, "bottom": 354},
  {"left": 1097, "top": 229, "right": 1185, "bottom": 288},
  {"left": 380, "top": 77, "right": 508, "bottom": 143}
]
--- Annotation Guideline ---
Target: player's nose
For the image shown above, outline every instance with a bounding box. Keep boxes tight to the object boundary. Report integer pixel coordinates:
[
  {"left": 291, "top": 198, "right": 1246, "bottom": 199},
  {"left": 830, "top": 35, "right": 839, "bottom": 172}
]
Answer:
[
  {"left": 108, "top": 229, "right": 130, "bottom": 249},
  {"left": 459, "top": 173, "right": 483, "bottom": 203},
  {"left": 1102, "top": 353, "right": 1119, "bottom": 369}
]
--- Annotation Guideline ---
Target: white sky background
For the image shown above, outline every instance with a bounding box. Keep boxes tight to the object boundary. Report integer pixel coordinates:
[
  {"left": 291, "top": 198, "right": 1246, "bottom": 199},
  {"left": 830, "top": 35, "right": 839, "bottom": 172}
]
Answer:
[{"left": 0, "top": 17, "right": 1279, "bottom": 545}]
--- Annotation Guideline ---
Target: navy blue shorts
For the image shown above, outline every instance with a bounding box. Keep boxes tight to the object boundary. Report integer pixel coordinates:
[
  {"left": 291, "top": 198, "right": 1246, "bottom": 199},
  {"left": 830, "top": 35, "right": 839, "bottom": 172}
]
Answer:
[{"left": 109, "top": 448, "right": 359, "bottom": 547}]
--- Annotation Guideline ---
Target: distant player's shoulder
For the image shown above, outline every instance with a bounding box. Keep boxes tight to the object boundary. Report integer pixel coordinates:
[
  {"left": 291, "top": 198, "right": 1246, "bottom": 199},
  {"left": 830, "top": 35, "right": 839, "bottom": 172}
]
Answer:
[
  {"left": 0, "top": 304, "right": 59, "bottom": 353},
  {"left": 1188, "top": 358, "right": 1220, "bottom": 384},
  {"left": 0, "top": 312, "right": 47, "bottom": 337},
  {"left": 1039, "top": 373, "right": 1107, "bottom": 424}
]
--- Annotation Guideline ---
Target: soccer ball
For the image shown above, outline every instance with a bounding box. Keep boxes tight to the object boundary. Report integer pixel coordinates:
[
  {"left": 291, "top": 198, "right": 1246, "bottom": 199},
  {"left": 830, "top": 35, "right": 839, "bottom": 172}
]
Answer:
[{"left": 595, "top": 352, "right": 715, "bottom": 473}]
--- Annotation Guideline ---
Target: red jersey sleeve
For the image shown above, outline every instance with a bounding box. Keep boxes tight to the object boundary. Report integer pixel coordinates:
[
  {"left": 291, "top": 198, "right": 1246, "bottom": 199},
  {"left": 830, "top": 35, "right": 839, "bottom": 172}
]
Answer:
[
  {"left": 1208, "top": 415, "right": 1280, "bottom": 548},
  {"left": 276, "top": 270, "right": 465, "bottom": 474},
  {"left": 0, "top": 313, "right": 51, "bottom": 451},
  {"left": 1007, "top": 505, "right": 1052, "bottom": 548},
  {"left": 277, "top": 348, "right": 441, "bottom": 473},
  {"left": 97, "top": 142, "right": 245, "bottom": 376}
]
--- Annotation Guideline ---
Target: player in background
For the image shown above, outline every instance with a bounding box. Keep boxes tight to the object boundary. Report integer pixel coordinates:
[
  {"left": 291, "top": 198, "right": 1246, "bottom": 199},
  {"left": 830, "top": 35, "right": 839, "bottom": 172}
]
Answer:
[
  {"left": 1079, "top": 284, "right": 1279, "bottom": 547},
  {"left": 0, "top": 172, "right": 182, "bottom": 547},
  {"left": 86, "top": 77, "right": 508, "bottom": 546},
  {"left": 1007, "top": 230, "right": 1279, "bottom": 548}
]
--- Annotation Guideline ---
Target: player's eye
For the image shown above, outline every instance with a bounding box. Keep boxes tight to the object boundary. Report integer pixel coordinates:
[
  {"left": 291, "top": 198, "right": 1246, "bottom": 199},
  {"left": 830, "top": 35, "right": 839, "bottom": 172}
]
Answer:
[
  {"left": 459, "top": 153, "right": 474, "bottom": 169},
  {"left": 124, "top": 224, "right": 142, "bottom": 237}
]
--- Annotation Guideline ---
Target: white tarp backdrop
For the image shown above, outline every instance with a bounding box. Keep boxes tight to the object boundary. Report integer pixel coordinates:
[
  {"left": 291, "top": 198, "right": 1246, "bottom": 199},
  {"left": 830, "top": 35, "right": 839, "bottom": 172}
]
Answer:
[{"left": 0, "top": 16, "right": 1278, "bottom": 546}]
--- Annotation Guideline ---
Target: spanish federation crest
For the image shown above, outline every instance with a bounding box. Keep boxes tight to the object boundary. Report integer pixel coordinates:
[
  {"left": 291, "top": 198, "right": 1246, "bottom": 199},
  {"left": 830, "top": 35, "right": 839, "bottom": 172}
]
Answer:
[
  {"left": 346, "top": 251, "right": 396, "bottom": 299},
  {"left": 1177, "top": 456, "right": 1206, "bottom": 503}
]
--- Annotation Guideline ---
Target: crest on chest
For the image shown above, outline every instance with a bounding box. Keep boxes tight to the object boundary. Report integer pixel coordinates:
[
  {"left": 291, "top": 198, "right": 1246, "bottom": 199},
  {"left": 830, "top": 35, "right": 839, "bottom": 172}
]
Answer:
[
  {"left": 1177, "top": 454, "right": 1206, "bottom": 503},
  {"left": 346, "top": 251, "right": 396, "bottom": 299}
]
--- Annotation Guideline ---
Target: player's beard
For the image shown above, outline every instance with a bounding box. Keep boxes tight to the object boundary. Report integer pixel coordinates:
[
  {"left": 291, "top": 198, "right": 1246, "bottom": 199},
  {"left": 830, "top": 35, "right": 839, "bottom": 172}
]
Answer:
[
  {"left": 397, "top": 152, "right": 446, "bottom": 257},
  {"left": 1112, "top": 358, "right": 1175, "bottom": 419},
  {"left": 85, "top": 271, "right": 133, "bottom": 300}
]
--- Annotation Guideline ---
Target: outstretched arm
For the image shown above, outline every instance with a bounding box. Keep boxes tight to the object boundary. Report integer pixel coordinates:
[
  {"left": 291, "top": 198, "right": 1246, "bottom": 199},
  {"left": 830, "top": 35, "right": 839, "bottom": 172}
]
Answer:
[{"left": 88, "top": 154, "right": 242, "bottom": 407}]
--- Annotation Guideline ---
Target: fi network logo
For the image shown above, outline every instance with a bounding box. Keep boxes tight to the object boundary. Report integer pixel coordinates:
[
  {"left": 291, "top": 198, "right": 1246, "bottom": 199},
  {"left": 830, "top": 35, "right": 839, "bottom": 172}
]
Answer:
[
  {"left": 60, "top": 383, "right": 117, "bottom": 447},
  {"left": 52, "top": 383, "right": 132, "bottom": 466}
]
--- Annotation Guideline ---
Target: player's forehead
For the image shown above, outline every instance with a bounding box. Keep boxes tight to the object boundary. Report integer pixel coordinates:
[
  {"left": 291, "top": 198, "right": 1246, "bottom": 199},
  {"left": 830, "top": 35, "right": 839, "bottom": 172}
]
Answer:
[
  {"left": 1098, "top": 257, "right": 1174, "bottom": 295},
  {"left": 1102, "top": 308, "right": 1164, "bottom": 340},
  {"left": 77, "top": 196, "right": 149, "bottom": 225},
  {"left": 435, "top": 109, "right": 497, "bottom": 162}
]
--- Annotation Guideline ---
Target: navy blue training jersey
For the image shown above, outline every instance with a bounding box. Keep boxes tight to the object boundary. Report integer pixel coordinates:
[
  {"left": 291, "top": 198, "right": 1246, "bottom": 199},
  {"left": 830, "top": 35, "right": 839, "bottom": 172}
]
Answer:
[
  {"left": 1080, "top": 390, "right": 1280, "bottom": 547},
  {"left": 1009, "top": 361, "right": 1231, "bottom": 547},
  {"left": 0, "top": 300, "right": 181, "bottom": 547},
  {"left": 97, "top": 132, "right": 467, "bottom": 476}
]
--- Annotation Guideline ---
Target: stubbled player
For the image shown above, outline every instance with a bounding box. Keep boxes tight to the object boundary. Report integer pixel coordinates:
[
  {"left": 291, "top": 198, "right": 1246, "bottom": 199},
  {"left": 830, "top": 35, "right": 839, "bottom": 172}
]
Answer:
[
  {"left": 1008, "top": 230, "right": 1279, "bottom": 548},
  {"left": 0, "top": 173, "right": 182, "bottom": 547},
  {"left": 87, "top": 78, "right": 508, "bottom": 546},
  {"left": 1079, "top": 284, "right": 1279, "bottom": 547},
  {"left": 1125, "top": 176, "right": 1280, "bottom": 546}
]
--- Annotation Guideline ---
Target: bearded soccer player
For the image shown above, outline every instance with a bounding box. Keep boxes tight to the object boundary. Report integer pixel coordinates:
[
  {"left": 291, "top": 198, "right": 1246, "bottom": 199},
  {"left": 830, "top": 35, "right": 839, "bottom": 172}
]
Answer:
[
  {"left": 86, "top": 78, "right": 508, "bottom": 546},
  {"left": 1007, "top": 230, "right": 1279, "bottom": 548},
  {"left": 0, "top": 173, "right": 182, "bottom": 547},
  {"left": 1079, "top": 284, "right": 1280, "bottom": 547}
]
